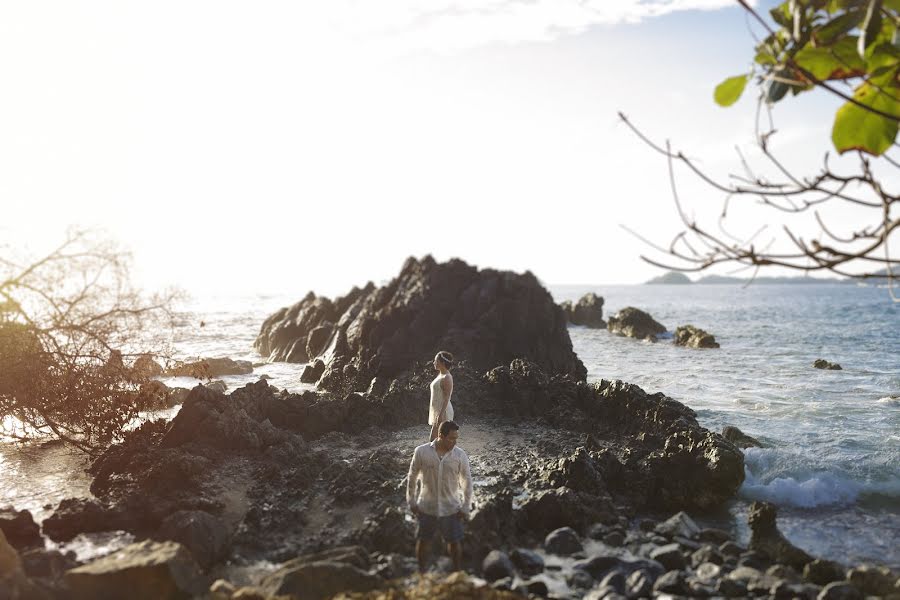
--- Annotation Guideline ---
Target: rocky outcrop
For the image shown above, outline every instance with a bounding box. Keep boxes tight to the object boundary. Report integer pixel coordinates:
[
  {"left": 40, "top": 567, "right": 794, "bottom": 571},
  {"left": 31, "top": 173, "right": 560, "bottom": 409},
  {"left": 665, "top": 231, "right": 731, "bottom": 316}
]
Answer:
[
  {"left": 157, "top": 510, "right": 230, "bottom": 570},
  {"left": 814, "top": 359, "right": 842, "bottom": 370},
  {"left": 64, "top": 540, "right": 206, "bottom": 600},
  {"left": 167, "top": 357, "right": 253, "bottom": 379},
  {"left": 255, "top": 257, "right": 586, "bottom": 393},
  {"left": 722, "top": 425, "right": 763, "bottom": 449},
  {"left": 748, "top": 501, "right": 813, "bottom": 570},
  {"left": 0, "top": 507, "right": 42, "bottom": 550},
  {"left": 607, "top": 307, "right": 666, "bottom": 341},
  {"left": 674, "top": 325, "right": 719, "bottom": 348},
  {"left": 560, "top": 293, "right": 606, "bottom": 328}
]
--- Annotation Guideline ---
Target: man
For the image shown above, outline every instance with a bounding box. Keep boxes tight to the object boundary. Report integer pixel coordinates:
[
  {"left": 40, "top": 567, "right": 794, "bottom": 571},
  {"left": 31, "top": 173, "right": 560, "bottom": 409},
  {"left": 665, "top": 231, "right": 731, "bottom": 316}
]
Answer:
[{"left": 406, "top": 420, "right": 474, "bottom": 573}]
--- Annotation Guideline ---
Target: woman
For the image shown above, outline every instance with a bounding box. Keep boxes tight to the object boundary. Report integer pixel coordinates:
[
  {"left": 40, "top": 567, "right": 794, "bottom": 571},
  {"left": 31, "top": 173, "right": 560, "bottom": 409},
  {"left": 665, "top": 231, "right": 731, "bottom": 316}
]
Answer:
[{"left": 428, "top": 351, "right": 454, "bottom": 441}]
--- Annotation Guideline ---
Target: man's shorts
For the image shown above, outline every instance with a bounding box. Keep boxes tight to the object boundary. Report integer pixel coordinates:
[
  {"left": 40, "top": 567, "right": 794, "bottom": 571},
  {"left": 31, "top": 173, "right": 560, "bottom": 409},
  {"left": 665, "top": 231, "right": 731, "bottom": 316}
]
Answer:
[{"left": 415, "top": 513, "right": 464, "bottom": 543}]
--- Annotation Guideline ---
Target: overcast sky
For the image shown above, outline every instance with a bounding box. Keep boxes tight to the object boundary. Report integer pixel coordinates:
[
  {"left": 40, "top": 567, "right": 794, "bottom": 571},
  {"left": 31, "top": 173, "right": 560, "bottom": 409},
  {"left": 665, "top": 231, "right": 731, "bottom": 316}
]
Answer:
[{"left": 2, "top": 0, "right": 877, "bottom": 297}]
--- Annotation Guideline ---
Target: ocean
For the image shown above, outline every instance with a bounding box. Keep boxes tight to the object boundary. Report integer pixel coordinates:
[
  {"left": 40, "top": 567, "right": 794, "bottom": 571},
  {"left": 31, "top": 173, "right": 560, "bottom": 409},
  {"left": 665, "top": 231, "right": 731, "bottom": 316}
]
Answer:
[{"left": 2, "top": 282, "right": 898, "bottom": 567}]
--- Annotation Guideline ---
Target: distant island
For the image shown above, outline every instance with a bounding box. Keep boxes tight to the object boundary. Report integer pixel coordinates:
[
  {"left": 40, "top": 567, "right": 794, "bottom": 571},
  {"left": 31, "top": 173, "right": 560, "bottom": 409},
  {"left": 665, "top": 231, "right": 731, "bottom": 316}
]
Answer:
[{"left": 645, "top": 270, "right": 851, "bottom": 285}]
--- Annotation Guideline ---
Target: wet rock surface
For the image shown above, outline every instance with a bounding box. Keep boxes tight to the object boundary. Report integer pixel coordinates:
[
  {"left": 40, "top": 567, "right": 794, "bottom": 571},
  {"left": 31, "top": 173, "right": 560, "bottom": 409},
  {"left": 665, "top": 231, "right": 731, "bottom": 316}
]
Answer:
[
  {"left": 814, "top": 358, "right": 843, "bottom": 370},
  {"left": 673, "top": 324, "right": 720, "bottom": 348},
  {"left": 559, "top": 293, "right": 606, "bottom": 328},
  {"left": 607, "top": 307, "right": 666, "bottom": 341}
]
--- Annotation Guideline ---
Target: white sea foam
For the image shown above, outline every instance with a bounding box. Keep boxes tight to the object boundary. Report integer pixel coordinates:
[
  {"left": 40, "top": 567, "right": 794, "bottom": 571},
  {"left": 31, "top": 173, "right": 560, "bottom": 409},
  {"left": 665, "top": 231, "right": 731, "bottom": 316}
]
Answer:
[
  {"left": 740, "top": 448, "right": 900, "bottom": 508},
  {"left": 876, "top": 395, "right": 900, "bottom": 406}
]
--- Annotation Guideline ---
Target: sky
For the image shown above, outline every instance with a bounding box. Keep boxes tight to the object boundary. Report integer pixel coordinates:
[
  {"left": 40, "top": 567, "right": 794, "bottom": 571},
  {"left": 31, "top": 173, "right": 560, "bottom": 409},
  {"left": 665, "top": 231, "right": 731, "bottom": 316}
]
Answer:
[{"left": 1, "top": 0, "right": 890, "bottom": 297}]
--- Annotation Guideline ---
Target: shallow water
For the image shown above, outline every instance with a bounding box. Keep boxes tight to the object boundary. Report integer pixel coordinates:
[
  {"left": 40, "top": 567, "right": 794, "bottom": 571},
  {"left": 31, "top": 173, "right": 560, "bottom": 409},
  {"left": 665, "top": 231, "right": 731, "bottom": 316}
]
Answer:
[
  {"left": 558, "top": 283, "right": 900, "bottom": 568},
  {"left": 1, "top": 283, "right": 897, "bottom": 568}
]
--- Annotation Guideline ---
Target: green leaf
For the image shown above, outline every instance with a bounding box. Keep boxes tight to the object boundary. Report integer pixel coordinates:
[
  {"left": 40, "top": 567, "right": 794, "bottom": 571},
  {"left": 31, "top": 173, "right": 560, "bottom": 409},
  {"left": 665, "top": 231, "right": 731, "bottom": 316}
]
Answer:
[
  {"left": 795, "top": 37, "right": 866, "bottom": 79},
  {"left": 767, "top": 79, "right": 791, "bottom": 103},
  {"left": 813, "top": 9, "right": 864, "bottom": 44},
  {"left": 714, "top": 74, "right": 749, "bottom": 107},
  {"left": 832, "top": 77, "right": 900, "bottom": 155},
  {"left": 866, "top": 41, "right": 900, "bottom": 71}
]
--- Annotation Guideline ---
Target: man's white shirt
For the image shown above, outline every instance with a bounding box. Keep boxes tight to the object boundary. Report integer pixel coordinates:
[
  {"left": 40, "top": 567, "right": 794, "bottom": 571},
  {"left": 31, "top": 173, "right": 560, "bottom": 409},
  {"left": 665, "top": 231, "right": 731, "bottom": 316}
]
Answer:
[{"left": 406, "top": 441, "right": 474, "bottom": 517}]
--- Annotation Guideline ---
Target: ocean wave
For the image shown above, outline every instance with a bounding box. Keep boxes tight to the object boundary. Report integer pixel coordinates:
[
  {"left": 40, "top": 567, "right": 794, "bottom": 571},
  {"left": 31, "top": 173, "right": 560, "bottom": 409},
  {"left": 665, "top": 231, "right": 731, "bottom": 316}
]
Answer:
[
  {"left": 876, "top": 395, "right": 900, "bottom": 406},
  {"left": 740, "top": 465, "right": 900, "bottom": 508}
]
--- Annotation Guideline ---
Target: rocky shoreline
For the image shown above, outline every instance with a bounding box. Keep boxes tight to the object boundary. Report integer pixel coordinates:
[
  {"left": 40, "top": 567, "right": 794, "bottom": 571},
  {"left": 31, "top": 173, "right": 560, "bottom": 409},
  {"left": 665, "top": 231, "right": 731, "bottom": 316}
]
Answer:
[{"left": 1, "top": 257, "right": 896, "bottom": 599}]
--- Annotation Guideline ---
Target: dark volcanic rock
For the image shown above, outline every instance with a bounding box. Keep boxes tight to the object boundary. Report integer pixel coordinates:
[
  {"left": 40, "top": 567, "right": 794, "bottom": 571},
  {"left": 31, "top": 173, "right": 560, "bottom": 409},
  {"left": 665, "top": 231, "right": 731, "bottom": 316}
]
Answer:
[
  {"left": 674, "top": 324, "right": 720, "bottom": 348},
  {"left": 813, "top": 359, "right": 842, "bottom": 370},
  {"left": 510, "top": 548, "right": 544, "bottom": 577},
  {"left": 803, "top": 558, "right": 846, "bottom": 586},
  {"left": 300, "top": 359, "right": 326, "bottom": 384},
  {"left": 167, "top": 357, "right": 253, "bottom": 378},
  {"left": 722, "top": 425, "right": 763, "bottom": 449},
  {"left": 748, "top": 501, "right": 813, "bottom": 570},
  {"left": 559, "top": 293, "right": 606, "bottom": 328},
  {"left": 255, "top": 257, "right": 587, "bottom": 392},
  {"left": 64, "top": 540, "right": 207, "bottom": 600},
  {"left": 0, "top": 507, "right": 42, "bottom": 549},
  {"left": 544, "top": 527, "right": 583, "bottom": 555},
  {"left": 43, "top": 498, "right": 141, "bottom": 542},
  {"left": 482, "top": 550, "right": 515, "bottom": 582},
  {"left": 607, "top": 307, "right": 666, "bottom": 341},
  {"left": 260, "top": 554, "right": 381, "bottom": 599},
  {"left": 156, "top": 510, "right": 230, "bottom": 570}
]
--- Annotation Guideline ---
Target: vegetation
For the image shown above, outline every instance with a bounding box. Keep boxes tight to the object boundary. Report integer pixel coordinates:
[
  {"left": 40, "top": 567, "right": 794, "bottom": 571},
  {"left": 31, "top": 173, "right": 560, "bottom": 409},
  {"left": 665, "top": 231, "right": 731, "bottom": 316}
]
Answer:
[
  {"left": 623, "top": 0, "right": 899, "bottom": 297},
  {"left": 0, "top": 230, "right": 178, "bottom": 452}
]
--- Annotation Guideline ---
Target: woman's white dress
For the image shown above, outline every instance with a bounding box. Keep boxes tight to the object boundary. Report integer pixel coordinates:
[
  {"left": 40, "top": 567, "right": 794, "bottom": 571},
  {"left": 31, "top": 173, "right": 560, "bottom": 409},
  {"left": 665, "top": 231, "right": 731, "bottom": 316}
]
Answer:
[{"left": 428, "top": 373, "right": 454, "bottom": 425}]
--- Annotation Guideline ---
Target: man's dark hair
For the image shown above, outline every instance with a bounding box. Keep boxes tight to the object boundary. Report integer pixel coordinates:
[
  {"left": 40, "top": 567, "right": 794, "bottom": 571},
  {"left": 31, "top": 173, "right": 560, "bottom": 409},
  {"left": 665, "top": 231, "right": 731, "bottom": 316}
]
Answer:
[{"left": 438, "top": 420, "right": 459, "bottom": 437}]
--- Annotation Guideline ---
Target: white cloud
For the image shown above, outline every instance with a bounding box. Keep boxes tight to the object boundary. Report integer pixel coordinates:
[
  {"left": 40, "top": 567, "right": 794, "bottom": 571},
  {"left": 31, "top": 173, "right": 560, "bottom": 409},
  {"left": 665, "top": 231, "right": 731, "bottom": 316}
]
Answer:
[{"left": 328, "top": 0, "right": 756, "bottom": 54}]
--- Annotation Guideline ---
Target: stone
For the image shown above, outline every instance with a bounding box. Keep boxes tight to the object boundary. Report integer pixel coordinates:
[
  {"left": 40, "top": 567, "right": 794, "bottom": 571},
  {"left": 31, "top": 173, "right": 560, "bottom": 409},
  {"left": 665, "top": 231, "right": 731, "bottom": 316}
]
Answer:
[
  {"left": 694, "top": 562, "right": 721, "bottom": 583},
  {"left": 481, "top": 550, "right": 514, "bottom": 582},
  {"left": 691, "top": 545, "right": 724, "bottom": 567},
  {"left": 0, "top": 528, "right": 22, "bottom": 578},
  {"left": 567, "top": 568, "right": 594, "bottom": 589},
  {"left": 64, "top": 540, "right": 207, "bottom": 600},
  {"left": 719, "top": 541, "right": 743, "bottom": 557},
  {"left": 209, "top": 579, "right": 236, "bottom": 600},
  {"left": 20, "top": 547, "right": 78, "bottom": 578},
  {"left": 260, "top": 559, "right": 381, "bottom": 599},
  {"left": 133, "top": 355, "right": 164, "bottom": 377},
  {"left": 803, "top": 559, "right": 845, "bottom": 586},
  {"left": 205, "top": 380, "right": 227, "bottom": 394},
  {"left": 649, "top": 543, "right": 686, "bottom": 571},
  {"left": 509, "top": 548, "right": 544, "bottom": 577},
  {"left": 846, "top": 564, "right": 896, "bottom": 596},
  {"left": 0, "top": 507, "right": 42, "bottom": 549},
  {"left": 603, "top": 531, "right": 625, "bottom": 547},
  {"left": 572, "top": 555, "right": 623, "bottom": 580},
  {"left": 167, "top": 357, "right": 253, "bottom": 378},
  {"left": 721, "top": 426, "right": 763, "bottom": 449},
  {"left": 559, "top": 293, "right": 606, "bottom": 328},
  {"left": 300, "top": 359, "right": 326, "bottom": 384},
  {"left": 544, "top": 526, "right": 583, "bottom": 555},
  {"left": 716, "top": 576, "right": 748, "bottom": 597},
  {"left": 655, "top": 511, "right": 701, "bottom": 540},
  {"left": 813, "top": 359, "right": 842, "bottom": 370},
  {"left": 305, "top": 322, "right": 335, "bottom": 359},
  {"left": 157, "top": 510, "right": 230, "bottom": 570},
  {"left": 747, "top": 501, "right": 812, "bottom": 570},
  {"left": 598, "top": 570, "right": 627, "bottom": 594},
  {"left": 697, "top": 527, "right": 732, "bottom": 544},
  {"left": 674, "top": 325, "right": 720, "bottom": 348},
  {"left": 515, "top": 578, "right": 549, "bottom": 597},
  {"left": 607, "top": 306, "right": 666, "bottom": 341},
  {"left": 817, "top": 582, "right": 863, "bottom": 600},
  {"left": 738, "top": 550, "right": 772, "bottom": 570},
  {"left": 653, "top": 569, "right": 686, "bottom": 594},
  {"left": 625, "top": 569, "right": 656, "bottom": 598},
  {"left": 766, "top": 564, "right": 800, "bottom": 583}
]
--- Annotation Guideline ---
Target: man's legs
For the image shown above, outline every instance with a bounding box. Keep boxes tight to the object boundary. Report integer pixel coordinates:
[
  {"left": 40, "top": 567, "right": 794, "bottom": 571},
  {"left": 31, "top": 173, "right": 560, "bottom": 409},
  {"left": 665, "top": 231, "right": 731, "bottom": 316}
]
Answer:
[
  {"left": 447, "top": 541, "right": 462, "bottom": 571},
  {"left": 416, "top": 539, "right": 431, "bottom": 573}
]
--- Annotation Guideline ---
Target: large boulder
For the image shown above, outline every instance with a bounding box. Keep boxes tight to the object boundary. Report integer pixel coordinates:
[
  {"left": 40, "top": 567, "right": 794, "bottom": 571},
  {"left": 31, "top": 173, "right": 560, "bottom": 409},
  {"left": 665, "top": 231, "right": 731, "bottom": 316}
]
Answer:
[
  {"left": 0, "top": 507, "right": 42, "bottom": 549},
  {"left": 255, "top": 257, "right": 586, "bottom": 393},
  {"left": 674, "top": 325, "right": 719, "bottom": 349},
  {"left": 722, "top": 425, "right": 763, "bottom": 449},
  {"left": 259, "top": 547, "right": 381, "bottom": 599},
  {"left": 64, "top": 540, "right": 207, "bottom": 600},
  {"left": 607, "top": 307, "right": 666, "bottom": 341},
  {"left": 747, "top": 501, "right": 813, "bottom": 570},
  {"left": 156, "top": 510, "right": 230, "bottom": 570},
  {"left": 560, "top": 293, "right": 606, "bottom": 328},
  {"left": 166, "top": 357, "right": 253, "bottom": 379}
]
